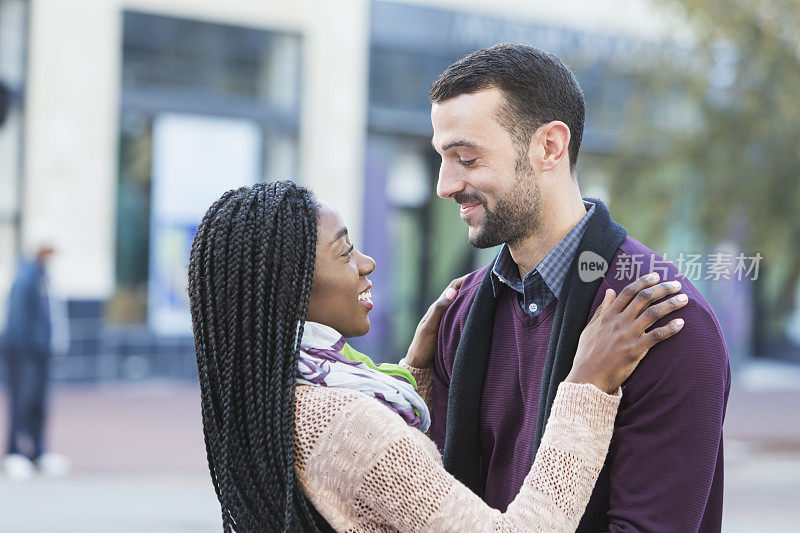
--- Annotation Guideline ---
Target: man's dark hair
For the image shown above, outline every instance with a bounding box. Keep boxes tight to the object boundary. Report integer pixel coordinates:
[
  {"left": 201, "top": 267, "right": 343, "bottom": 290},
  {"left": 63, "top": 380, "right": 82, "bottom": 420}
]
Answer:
[
  {"left": 430, "top": 43, "right": 585, "bottom": 174},
  {"left": 188, "top": 180, "right": 334, "bottom": 532}
]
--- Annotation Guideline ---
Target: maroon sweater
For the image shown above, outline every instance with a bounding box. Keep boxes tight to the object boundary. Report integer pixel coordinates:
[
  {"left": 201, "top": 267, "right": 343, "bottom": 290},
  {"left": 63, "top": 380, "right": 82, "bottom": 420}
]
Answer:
[{"left": 432, "top": 236, "right": 731, "bottom": 532}]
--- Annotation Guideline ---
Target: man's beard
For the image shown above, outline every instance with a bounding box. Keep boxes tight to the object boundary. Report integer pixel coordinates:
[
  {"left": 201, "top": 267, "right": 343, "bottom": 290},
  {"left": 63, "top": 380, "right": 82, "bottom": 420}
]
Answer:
[{"left": 457, "top": 157, "right": 541, "bottom": 249}]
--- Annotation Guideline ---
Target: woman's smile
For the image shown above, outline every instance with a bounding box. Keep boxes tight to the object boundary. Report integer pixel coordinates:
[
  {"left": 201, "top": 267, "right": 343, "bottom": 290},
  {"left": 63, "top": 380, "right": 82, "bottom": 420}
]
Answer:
[{"left": 358, "top": 283, "right": 374, "bottom": 310}]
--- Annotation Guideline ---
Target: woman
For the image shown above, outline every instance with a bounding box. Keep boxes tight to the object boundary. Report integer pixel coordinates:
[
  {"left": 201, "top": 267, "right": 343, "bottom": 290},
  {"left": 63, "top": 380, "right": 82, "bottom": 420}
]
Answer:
[{"left": 188, "top": 181, "right": 687, "bottom": 532}]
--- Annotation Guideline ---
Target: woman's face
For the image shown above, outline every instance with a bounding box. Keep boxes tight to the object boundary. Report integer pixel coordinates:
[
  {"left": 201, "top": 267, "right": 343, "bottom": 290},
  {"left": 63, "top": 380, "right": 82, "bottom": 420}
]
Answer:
[{"left": 306, "top": 201, "right": 376, "bottom": 338}]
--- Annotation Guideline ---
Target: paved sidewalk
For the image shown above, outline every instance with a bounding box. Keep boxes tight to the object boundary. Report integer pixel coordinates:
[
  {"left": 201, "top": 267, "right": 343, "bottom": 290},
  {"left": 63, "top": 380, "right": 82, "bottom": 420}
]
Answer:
[
  {"left": 0, "top": 380, "right": 221, "bottom": 532},
  {"left": 0, "top": 381, "right": 209, "bottom": 474},
  {"left": 0, "top": 362, "right": 798, "bottom": 531},
  {"left": 0, "top": 473, "right": 221, "bottom": 533}
]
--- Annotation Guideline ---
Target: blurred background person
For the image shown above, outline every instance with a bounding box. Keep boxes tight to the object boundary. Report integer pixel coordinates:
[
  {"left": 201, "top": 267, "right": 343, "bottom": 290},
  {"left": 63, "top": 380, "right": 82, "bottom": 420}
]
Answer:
[{"left": 0, "top": 244, "right": 69, "bottom": 479}]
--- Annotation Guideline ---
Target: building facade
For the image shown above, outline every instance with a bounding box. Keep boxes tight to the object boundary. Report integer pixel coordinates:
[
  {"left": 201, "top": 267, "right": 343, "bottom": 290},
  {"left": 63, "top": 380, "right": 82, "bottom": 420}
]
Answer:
[{"left": 1, "top": 0, "right": 787, "bottom": 379}]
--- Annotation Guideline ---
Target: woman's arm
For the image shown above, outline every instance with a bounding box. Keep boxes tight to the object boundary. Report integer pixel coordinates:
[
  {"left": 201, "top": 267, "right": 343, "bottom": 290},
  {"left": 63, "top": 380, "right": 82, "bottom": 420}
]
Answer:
[
  {"left": 299, "top": 381, "right": 618, "bottom": 532},
  {"left": 499, "top": 382, "right": 620, "bottom": 531},
  {"left": 398, "top": 358, "right": 432, "bottom": 413}
]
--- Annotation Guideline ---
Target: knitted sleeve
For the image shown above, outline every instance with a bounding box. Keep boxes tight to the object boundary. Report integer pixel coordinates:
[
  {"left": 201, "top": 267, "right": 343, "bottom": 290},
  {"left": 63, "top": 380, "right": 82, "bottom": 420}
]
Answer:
[
  {"left": 296, "top": 382, "right": 620, "bottom": 532},
  {"left": 398, "top": 358, "right": 432, "bottom": 412}
]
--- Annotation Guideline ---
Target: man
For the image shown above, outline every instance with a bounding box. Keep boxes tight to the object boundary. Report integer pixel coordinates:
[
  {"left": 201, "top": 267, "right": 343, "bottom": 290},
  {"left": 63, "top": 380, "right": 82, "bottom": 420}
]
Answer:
[
  {"left": 1, "top": 245, "right": 58, "bottom": 478},
  {"left": 429, "top": 44, "right": 730, "bottom": 532}
]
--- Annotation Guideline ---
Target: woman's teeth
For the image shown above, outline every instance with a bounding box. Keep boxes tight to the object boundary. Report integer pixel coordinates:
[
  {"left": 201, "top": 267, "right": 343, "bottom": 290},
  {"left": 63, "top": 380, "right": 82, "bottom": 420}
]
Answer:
[{"left": 358, "top": 290, "right": 372, "bottom": 302}]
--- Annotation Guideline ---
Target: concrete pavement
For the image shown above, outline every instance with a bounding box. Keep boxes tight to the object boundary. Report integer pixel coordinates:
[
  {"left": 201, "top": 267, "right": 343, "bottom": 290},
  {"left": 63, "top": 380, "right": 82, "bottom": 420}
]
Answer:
[{"left": 0, "top": 360, "right": 798, "bottom": 531}]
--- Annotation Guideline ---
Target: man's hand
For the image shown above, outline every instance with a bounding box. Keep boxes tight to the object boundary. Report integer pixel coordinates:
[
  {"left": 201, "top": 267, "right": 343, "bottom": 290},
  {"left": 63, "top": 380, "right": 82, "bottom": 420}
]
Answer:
[{"left": 404, "top": 276, "right": 467, "bottom": 368}]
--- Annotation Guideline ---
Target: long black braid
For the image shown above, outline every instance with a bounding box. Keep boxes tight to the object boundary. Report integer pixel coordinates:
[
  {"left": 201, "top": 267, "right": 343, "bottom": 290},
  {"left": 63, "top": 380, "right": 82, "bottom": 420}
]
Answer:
[{"left": 188, "top": 181, "right": 336, "bottom": 532}]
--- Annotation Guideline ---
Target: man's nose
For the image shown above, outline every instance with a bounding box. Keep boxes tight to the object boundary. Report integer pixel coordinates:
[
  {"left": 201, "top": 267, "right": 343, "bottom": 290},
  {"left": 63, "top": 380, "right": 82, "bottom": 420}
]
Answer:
[{"left": 436, "top": 162, "right": 465, "bottom": 199}]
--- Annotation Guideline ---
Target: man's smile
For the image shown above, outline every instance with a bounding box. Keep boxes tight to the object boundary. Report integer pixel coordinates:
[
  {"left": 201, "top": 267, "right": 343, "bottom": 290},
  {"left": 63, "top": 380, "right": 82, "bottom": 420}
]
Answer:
[{"left": 459, "top": 201, "right": 483, "bottom": 220}]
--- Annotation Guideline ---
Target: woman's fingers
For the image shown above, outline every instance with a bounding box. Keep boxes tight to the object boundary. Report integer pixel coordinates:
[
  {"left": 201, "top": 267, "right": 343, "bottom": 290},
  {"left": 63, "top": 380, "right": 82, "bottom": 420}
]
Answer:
[
  {"left": 418, "top": 279, "right": 463, "bottom": 335},
  {"left": 428, "top": 275, "right": 467, "bottom": 321},
  {"left": 426, "top": 290, "right": 453, "bottom": 324},
  {"left": 568, "top": 275, "right": 689, "bottom": 393},
  {"left": 622, "top": 279, "right": 683, "bottom": 320},
  {"left": 405, "top": 275, "right": 466, "bottom": 369},
  {"left": 449, "top": 275, "right": 468, "bottom": 292},
  {"left": 440, "top": 275, "right": 468, "bottom": 313},
  {"left": 639, "top": 318, "right": 686, "bottom": 351},
  {"left": 588, "top": 288, "right": 616, "bottom": 324},
  {"left": 634, "top": 292, "right": 688, "bottom": 331},
  {"left": 607, "top": 272, "right": 663, "bottom": 314}
]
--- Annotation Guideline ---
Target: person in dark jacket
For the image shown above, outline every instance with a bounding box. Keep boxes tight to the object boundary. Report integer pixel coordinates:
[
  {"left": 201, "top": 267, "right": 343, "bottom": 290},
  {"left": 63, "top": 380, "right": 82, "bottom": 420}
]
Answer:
[
  {"left": 1, "top": 245, "right": 55, "bottom": 477},
  {"left": 429, "top": 44, "right": 730, "bottom": 532}
]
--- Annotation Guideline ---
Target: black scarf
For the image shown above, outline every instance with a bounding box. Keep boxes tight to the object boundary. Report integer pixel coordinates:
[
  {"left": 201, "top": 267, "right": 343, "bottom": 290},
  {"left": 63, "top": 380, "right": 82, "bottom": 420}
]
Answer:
[{"left": 441, "top": 197, "right": 627, "bottom": 497}]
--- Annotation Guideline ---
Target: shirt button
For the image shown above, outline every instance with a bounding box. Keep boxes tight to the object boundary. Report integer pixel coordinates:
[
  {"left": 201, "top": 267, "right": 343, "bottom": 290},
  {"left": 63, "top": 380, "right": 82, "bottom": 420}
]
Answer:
[{"left": 528, "top": 303, "right": 538, "bottom": 313}]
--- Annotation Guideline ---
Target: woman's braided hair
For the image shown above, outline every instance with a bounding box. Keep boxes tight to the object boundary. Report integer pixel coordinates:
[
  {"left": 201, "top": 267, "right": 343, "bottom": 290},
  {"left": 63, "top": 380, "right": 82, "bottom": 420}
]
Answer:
[{"left": 188, "top": 180, "right": 335, "bottom": 532}]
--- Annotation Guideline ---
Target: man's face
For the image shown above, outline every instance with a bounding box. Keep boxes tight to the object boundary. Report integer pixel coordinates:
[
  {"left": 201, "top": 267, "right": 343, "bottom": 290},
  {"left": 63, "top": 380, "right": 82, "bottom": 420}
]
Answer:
[{"left": 431, "top": 87, "right": 541, "bottom": 249}]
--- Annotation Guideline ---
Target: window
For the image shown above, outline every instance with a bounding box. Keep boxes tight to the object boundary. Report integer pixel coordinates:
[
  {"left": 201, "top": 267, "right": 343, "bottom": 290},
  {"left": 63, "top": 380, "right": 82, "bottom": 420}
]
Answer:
[{"left": 111, "top": 12, "right": 302, "bottom": 327}]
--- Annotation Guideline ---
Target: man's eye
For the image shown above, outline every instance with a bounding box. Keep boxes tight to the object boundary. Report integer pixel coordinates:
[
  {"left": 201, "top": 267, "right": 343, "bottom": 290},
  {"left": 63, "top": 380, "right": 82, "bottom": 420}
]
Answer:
[
  {"left": 342, "top": 244, "right": 354, "bottom": 257},
  {"left": 459, "top": 159, "right": 476, "bottom": 167}
]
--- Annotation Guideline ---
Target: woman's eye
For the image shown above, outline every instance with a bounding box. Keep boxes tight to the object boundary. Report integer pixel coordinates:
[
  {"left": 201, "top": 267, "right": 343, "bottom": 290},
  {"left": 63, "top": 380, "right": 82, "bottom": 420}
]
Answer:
[{"left": 459, "top": 159, "right": 476, "bottom": 167}]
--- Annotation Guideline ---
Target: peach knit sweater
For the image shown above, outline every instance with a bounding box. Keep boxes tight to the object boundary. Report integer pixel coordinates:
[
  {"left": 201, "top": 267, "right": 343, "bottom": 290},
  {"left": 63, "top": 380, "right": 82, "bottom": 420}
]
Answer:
[{"left": 293, "top": 361, "right": 620, "bottom": 532}]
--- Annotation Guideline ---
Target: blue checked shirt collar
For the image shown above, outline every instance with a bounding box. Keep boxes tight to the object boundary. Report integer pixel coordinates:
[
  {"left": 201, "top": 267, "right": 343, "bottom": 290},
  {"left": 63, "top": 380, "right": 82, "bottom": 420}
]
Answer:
[{"left": 491, "top": 201, "right": 596, "bottom": 315}]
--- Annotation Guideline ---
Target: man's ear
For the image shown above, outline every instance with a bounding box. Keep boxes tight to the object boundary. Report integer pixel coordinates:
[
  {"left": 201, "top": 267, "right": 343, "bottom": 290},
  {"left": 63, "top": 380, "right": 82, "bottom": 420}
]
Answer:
[{"left": 530, "top": 121, "right": 570, "bottom": 173}]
